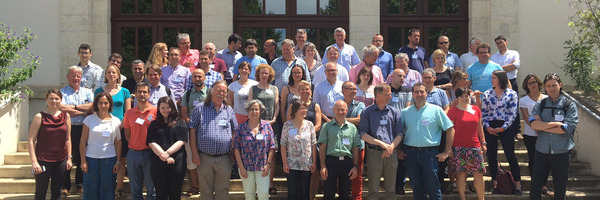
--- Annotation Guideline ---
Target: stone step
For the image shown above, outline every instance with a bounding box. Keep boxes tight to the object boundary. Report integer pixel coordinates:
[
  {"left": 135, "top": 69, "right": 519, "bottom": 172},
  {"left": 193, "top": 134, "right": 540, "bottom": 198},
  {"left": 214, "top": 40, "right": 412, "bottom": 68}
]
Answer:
[
  {"left": 3, "top": 152, "right": 31, "bottom": 165},
  {"left": 17, "top": 141, "right": 28, "bottom": 153}
]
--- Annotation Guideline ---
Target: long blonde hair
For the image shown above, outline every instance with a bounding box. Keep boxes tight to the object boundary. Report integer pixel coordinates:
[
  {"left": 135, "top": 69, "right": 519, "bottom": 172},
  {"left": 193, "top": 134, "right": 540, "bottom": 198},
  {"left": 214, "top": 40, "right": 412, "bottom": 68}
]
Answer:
[{"left": 147, "top": 42, "right": 168, "bottom": 67}]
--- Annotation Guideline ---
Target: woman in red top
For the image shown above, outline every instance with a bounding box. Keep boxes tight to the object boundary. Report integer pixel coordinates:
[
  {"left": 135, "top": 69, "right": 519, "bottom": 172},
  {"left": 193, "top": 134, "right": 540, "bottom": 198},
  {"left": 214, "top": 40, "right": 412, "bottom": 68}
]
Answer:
[
  {"left": 447, "top": 87, "right": 487, "bottom": 200},
  {"left": 28, "top": 89, "right": 73, "bottom": 200}
]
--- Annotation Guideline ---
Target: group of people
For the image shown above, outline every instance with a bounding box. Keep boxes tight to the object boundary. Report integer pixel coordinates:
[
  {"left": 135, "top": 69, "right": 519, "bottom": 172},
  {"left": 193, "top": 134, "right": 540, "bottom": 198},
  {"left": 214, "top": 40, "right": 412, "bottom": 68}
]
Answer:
[{"left": 28, "top": 27, "right": 578, "bottom": 200}]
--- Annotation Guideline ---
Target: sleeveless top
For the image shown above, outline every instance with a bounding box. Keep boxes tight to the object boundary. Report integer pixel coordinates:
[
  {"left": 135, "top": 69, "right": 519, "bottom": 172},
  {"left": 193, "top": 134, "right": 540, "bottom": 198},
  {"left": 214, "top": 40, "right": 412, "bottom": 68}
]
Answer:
[
  {"left": 434, "top": 67, "right": 453, "bottom": 87},
  {"left": 252, "top": 85, "right": 278, "bottom": 121},
  {"left": 284, "top": 86, "right": 301, "bottom": 116},
  {"left": 304, "top": 101, "right": 317, "bottom": 125},
  {"left": 36, "top": 112, "right": 69, "bottom": 162}
]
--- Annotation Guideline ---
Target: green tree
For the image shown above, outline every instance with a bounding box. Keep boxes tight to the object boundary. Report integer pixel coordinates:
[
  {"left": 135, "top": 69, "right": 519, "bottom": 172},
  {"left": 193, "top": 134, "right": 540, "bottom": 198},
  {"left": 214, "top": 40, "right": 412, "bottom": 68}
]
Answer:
[
  {"left": 564, "top": 0, "right": 600, "bottom": 94},
  {"left": 0, "top": 23, "right": 39, "bottom": 102}
]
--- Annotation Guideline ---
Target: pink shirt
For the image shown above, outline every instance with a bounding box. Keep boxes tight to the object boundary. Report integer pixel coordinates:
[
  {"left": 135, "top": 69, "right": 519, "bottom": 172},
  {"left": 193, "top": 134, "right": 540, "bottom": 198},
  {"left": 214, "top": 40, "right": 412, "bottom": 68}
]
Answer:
[
  {"left": 179, "top": 49, "right": 200, "bottom": 67},
  {"left": 348, "top": 62, "right": 385, "bottom": 86}
]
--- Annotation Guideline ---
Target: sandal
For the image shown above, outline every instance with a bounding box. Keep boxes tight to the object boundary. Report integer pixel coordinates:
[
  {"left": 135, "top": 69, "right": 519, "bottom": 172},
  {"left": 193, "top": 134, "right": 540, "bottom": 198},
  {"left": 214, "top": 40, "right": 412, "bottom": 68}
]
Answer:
[
  {"left": 185, "top": 187, "right": 199, "bottom": 196},
  {"left": 542, "top": 188, "right": 555, "bottom": 197},
  {"left": 116, "top": 189, "right": 125, "bottom": 198},
  {"left": 269, "top": 187, "right": 278, "bottom": 195}
]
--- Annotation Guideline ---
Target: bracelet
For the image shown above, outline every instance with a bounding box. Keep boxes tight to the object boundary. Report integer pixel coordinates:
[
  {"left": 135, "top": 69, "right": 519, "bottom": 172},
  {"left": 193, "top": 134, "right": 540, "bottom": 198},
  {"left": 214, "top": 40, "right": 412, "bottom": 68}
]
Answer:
[
  {"left": 116, "top": 161, "right": 121, "bottom": 165},
  {"left": 68, "top": 156, "right": 73, "bottom": 158},
  {"left": 353, "top": 164, "right": 359, "bottom": 168}
]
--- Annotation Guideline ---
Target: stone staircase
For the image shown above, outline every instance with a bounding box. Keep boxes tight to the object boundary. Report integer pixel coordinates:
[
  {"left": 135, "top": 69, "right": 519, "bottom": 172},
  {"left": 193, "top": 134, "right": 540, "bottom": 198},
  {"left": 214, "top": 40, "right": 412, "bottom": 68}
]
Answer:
[{"left": 2, "top": 135, "right": 600, "bottom": 199}]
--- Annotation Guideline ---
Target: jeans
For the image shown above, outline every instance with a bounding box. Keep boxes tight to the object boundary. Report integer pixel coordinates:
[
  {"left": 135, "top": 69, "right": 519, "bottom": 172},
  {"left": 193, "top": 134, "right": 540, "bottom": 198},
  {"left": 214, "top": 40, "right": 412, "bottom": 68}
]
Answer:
[
  {"left": 63, "top": 125, "right": 83, "bottom": 191},
  {"left": 365, "top": 148, "right": 397, "bottom": 200},
  {"left": 83, "top": 157, "right": 117, "bottom": 200},
  {"left": 127, "top": 149, "right": 155, "bottom": 200},
  {"left": 151, "top": 152, "right": 186, "bottom": 200},
  {"left": 35, "top": 159, "right": 66, "bottom": 200},
  {"left": 485, "top": 120, "right": 521, "bottom": 182},
  {"left": 323, "top": 156, "right": 352, "bottom": 200},
  {"left": 287, "top": 169, "right": 311, "bottom": 200},
  {"left": 530, "top": 151, "right": 571, "bottom": 200},
  {"left": 404, "top": 147, "right": 441, "bottom": 200}
]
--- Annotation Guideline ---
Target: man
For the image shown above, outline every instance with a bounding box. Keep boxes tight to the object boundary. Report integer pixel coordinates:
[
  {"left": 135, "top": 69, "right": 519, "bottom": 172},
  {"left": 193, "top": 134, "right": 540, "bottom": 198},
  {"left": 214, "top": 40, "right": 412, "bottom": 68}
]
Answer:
[
  {"left": 144, "top": 65, "right": 175, "bottom": 107},
  {"left": 188, "top": 50, "right": 223, "bottom": 91},
  {"left": 387, "top": 69, "right": 412, "bottom": 195},
  {"left": 387, "top": 53, "right": 422, "bottom": 88},
  {"left": 104, "top": 53, "right": 127, "bottom": 84},
  {"left": 58, "top": 66, "right": 95, "bottom": 195},
  {"left": 341, "top": 82, "right": 366, "bottom": 200},
  {"left": 123, "top": 82, "right": 157, "bottom": 200},
  {"left": 189, "top": 80, "right": 238, "bottom": 200},
  {"left": 322, "top": 27, "right": 361, "bottom": 72},
  {"left": 204, "top": 42, "right": 227, "bottom": 78},
  {"left": 181, "top": 68, "right": 208, "bottom": 196},
  {"left": 271, "top": 39, "right": 310, "bottom": 90},
  {"left": 421, "top": 68, "right": 450, "bottom": 111},
  {"left": 122, "top": 60, "right": 145, "bottom": 98},
  {"left": 491, "top": 35, "right": 521, "bottom": 93},
  {"left": 397, "top": 28, "right": 428, "bottom": 73},
  {"left": 76, "top": 43, "right": 103, "bottom": 91},
  {"left": 318, "top": 100, "right": 360, "bottom": 200},
  {"left": 177, "top": 33, "right": 200, "bottom": 69},
  {"left": 262, "top": 39, "right": 280, "bottom": 65},
  {"left": 312, "top": 46, "right": 349, "bottom": 85},
  {"left": 216, "top": 33, "right": 243, "bottom": 84},
  {"left": 160, "top": 47, "right": 191, "bottom": 104},
  {"left": 359, "top": 83, "right": 404, "bottom": 200},
  {"left": 459, "top": 37, "right": 482, "bottom": 71},
  {"left": 467, "top": 43, "right": 504, "bottom": 93},
  {"left": 399, "top": 83, "right": 455, "bottom": 200},
  {"left": 313, "top": 62, "right": 344, "bottom": 120},
  {"left": 429, "top": 35, "right": 461, "bottom": 69},
  {"left": 372, "top": 34, "right": 394, "bottom": 78},
  {"left": 233, "top": 39, "right": 268, "bottom": 81},
  {"left": 294, "top": 29, "right": 321, "bottom": 61},
  {"left": 348, "top": 44, "right": 385, "bottom": 86}
]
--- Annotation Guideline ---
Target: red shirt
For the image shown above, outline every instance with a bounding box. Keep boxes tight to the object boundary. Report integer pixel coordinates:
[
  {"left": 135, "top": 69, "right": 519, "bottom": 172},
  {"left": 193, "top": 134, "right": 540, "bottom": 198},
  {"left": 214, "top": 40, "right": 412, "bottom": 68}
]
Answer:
[
  {"left": 180, "top": 49, "right": 200, "bottom": 67},
  {"left": 447, "top": 105, "right": 482, "bottom": 148},
  {"left": 123, "top": 105, "right": 157, "bottom": 150},
  {"left": 212, "top": 57, "right": 227, "bottom": 73}
]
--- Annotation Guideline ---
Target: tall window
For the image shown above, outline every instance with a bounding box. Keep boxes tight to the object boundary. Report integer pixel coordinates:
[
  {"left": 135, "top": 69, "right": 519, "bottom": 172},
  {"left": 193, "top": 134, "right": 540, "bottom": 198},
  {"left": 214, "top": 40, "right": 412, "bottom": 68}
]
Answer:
[
  {"left": 233, "top": 0, "right": 349, "bottom": 55},
  {"left": 381, "top": 0, "right": 468, "bottom": 56},
  {"left": 111, "top": 0, "right": 201, "bottom": 76}
]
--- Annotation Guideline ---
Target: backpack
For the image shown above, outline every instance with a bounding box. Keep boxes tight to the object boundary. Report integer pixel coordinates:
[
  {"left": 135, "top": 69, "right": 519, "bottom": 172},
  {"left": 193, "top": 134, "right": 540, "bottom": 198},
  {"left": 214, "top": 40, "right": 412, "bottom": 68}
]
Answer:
[{"left": 539, "top": 97, "right": 573, "bottom": 123}]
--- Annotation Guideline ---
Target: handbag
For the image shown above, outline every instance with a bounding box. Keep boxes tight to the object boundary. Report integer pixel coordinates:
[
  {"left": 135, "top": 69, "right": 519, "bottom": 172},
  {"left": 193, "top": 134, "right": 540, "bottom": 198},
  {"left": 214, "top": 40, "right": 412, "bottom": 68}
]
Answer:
[{"left": 496, "top": 163, "right": 516, "bottom": 194}]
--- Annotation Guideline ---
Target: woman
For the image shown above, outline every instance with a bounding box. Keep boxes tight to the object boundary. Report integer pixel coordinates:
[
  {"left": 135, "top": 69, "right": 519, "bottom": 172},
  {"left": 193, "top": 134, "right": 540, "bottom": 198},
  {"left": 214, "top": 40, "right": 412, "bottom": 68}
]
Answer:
[
  {"left": 431, "top": 49, "right": 454, "bottom": 90},
  {"left": 481, "top": 70, "right": 522, "bottom": 195},
  {"left": 228, "top": 61, "right": 258, "bottom": 124},
  {"left": 447, "top": 70, "right": 481, "bottom": 109},
  {"left": 530, "top": 73, "right": 577, "bottom": 200},
  {"left": 233, "top": 100, "right": 276, "bottom": 200},
  {"left": 80, "top": 92, "right": 122, "bottom": 200},
  {"left": 355, "top": 67, "right": 375, "bottom": 106},
  {"left": 281, "top": 100, "right": 317, "bottom": 200},
  {"left": 28, "top": 89, "right": 73, "bottom": 200},
  {"left": 147, "top": 42, "right": 169, "bottom": 68},
  {"left": 280, "top": 64, "right": 305, "bottom": 122},
  {"left": 519, "top": 74, "right": 553, "bottom": 197},
  {"left": 447, "top": 87, "right": 487, "bottom": 200},
  {"left": 303, "top": 42, "right": 322, "bottom": 82},
  {"left": 147, "top": 97, "right": 187, "bottom": 200},
  {"left": 94, "top": 65, "right": 131, "bottom": 198}
]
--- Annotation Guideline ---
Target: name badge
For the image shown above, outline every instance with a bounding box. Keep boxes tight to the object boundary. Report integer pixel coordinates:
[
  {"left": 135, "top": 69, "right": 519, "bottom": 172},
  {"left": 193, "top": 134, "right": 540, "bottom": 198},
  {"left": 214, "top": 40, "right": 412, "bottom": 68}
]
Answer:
[
  {"left": 102, "top": 131, "right": 111, "bottom": 137},
  {"left": 135, "top": 118, "right": 145, "bottom": 125},
  {"left": 555, "top": 115, "right": 564, "bottom": 121},
  {"left": 152, "top": 98, "right": 159, "bottom": 105},
  {"left": 391, "top": 97, "right": 399, "bottom": 102},
  {"left": 218, "top": 119, "right": 228, "bottom": 127},
  {"left": 209, "top": 64, "right": 215, "bottom": 69},
  {"left": 421, "top": 119, "right": 430, "bottom": 126},
  {"left": 147, "top": 114, "right": 153, "bottom": 121},
  {"left": 265, "top": 89, "right": 273, "bottom": 95},
  {"left": 380, "top": 120, "right": 388, "bottom": 125},
  {"left": 342, "top": 138, "right": 350, "bottom": 145},
  {"left": 412, "top": 53, "right": 418, "bottom": 59},
  {"left": 466, "top": 109, "right": 476, "bottom": 115},
  {"left": 289, "top": 128, "right": 298, "bottom": 136},
  {"left": 365, "top": 93, "right": 374, "bottom": 98},
  {"left": 193, "top": 100, "right": 200, "bottom": 107},
  {"left": 256, "top": 134, "right": 264, "bottom": 140}
]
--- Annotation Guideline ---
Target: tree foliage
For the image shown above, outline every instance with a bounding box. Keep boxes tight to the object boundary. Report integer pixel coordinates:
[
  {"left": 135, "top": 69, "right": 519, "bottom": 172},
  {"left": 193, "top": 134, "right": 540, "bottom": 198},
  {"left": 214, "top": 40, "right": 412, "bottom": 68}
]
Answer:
[
  {"left": 564, "top": 0, "right": 600, "bottom": 94},
  {"left": 0, "top": 23, "right": 39, "bottom": 102}
]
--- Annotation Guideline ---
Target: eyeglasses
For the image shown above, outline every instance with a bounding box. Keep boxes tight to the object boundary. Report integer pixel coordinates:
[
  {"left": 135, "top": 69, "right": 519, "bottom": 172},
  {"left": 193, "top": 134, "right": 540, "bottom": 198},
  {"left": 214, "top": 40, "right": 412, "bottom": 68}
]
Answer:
[
  {"left": 178, "top": 42, "right": 191, "bottom": 45},
  {"left": 343, "top": 87, "right": 357, "bottom": 91},
  {"left": 110, "top": 59, "right": 121, "bottom": 64},
  {"left": 438, "top": 42, "right": 449, "bottom": 45}
]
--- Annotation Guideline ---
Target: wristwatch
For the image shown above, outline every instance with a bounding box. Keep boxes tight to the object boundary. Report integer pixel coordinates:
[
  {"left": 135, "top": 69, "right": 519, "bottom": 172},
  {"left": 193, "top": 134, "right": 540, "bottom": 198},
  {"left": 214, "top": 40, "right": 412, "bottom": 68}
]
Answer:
[{"left": 482, "top": 142, "right": 487, "bottom": 145}]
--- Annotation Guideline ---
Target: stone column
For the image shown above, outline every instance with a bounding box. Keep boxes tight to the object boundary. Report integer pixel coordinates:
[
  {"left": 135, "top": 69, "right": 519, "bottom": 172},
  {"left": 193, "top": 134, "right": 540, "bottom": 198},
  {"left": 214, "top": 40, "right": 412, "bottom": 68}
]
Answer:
[
  {"left": 349, "top": 0, "right": 380, "bottom": 58},
  {"left": 202, "top": 0, "right": 234, "bottom": 50}
]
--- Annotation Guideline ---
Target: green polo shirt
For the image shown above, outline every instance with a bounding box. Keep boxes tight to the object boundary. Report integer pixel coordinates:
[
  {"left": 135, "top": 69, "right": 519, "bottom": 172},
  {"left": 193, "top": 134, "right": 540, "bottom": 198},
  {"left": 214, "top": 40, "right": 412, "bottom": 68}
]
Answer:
[
  {"left": 318, "top": 119, "right": 360, "bottom": 158},
  {"left": 181, "top": 87, "right": 208, "bottom": 115}
]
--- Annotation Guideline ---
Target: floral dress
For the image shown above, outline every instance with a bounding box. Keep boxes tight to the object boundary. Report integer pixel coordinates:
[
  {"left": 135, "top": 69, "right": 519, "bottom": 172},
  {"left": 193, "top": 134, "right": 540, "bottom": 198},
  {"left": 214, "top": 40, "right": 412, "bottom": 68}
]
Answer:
[{"left": 280, "top": 120, "right": 316, "bottom": 171}]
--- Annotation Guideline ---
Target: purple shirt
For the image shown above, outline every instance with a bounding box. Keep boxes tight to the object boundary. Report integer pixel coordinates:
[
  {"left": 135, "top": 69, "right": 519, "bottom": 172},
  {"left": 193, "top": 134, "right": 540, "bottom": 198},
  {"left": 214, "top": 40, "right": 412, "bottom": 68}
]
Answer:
[
  {"left": 160, "top": 64, "right": 191, "bottom": 101},
  {"left": 233, "top": 120, "right": 276, "bottom": 171},
  {"left": 189, "top": 102, "right": 238, "bottom": 155}
]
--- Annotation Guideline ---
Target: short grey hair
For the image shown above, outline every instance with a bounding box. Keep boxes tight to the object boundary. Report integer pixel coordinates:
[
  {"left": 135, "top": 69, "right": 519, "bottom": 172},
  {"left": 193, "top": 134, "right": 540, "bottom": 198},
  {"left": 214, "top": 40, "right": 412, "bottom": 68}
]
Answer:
[
  {"left": 67, "top": 65, "right": 83, "bottom": 75},
  {"left": 394, "top": 53, "right": 409, "bottom": 61},
  {"left": 422, "top": 68, "right": 436, "bottom": 77},
  {"left": 363, "top": 44, "right": 379, "bottom": 57},
  {"left": 281, "top": 39, "right": 295, "bottom": 48},
  {"left": 245, "top": 99, "right": 266, "bottom": 113},
  {"left": 326, "top": 45, "right": 340, "bottom": 53},
  {"left": 132, "top": 59, "right": 144, "bottom": 66},
  {"left": 303, "top": 42, "right": 316, "bottom": 54},
  {"left": 296, "top": 29, "right": 307, "bottom": 35},
  {"left": 470, "top": 37, "right": 482, "bottom": 45},
  {"left": 334, "top": 27, "right": 346, "bottom": 35},
  {"left": 177, "top": 33, "right": 190, "bottom": 43}
]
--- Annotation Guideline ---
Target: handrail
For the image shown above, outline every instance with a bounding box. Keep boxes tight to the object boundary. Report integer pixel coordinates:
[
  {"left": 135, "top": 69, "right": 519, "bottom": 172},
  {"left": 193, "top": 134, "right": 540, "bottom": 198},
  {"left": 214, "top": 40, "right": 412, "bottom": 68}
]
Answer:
[{"left": 562, "top": 91, "right": 600, "bottom": 122}]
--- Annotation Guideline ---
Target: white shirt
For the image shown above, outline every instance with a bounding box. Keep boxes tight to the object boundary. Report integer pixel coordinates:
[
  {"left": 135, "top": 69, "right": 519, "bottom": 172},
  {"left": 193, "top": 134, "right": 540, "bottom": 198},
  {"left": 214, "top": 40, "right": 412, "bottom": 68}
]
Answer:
[
  {"left": 491, "top": 49, "right": 520, "bottom": 79},
  {"left": 459, "top": 51, "right": 478, "bottom": 72},
  {"left": 312, "top": 63, "right": 349, "bottom": 85},
  {"left": 83, "top": 114, "right": 122, "bottom": 158},
  {"left": 313, "top": 80, "right": 344, "bottom": 117},
  {"left": 519, "top": 94, "right": 548, "bottom": 136},
  {"left": 228, "top": 80, "right": 258, "bottom": 115}
]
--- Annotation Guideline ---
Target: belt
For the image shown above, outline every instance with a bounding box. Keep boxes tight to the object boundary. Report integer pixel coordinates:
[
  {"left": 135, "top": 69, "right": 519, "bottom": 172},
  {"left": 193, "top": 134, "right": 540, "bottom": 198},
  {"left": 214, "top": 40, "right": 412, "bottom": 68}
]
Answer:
[
  {"left": 326, "top": 155, "right": 350, "bottom": 161},
  {"left": 405, "top": 145, "right": 438, "bottom": 151},
  {"left": 367, "top": 145, "right": 385, "bottom": 151},
  {"left": 201, "top": 151, "right": 229, "bottom": 157}
]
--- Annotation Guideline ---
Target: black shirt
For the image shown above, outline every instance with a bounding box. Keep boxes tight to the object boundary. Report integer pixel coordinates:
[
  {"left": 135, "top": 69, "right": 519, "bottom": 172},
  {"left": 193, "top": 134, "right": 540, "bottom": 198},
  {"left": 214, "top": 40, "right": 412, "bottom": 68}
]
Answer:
[{"left": 146, "top": 121, "right": 188, "bottom": 156}]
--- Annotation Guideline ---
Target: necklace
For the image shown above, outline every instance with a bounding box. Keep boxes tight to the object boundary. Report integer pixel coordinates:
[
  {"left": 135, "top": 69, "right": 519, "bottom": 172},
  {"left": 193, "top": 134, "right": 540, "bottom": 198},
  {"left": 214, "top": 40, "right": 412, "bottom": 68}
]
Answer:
[{"left": 456, "top": 103, "right": 469, "bottom": 111}]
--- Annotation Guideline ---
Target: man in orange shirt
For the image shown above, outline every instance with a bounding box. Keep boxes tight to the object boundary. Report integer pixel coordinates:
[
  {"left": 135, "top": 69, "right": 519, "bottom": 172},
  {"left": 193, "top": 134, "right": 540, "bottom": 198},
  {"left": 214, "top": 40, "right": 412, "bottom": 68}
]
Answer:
[{"left": 123, "top": 82, "right": 158, "bottom": 200}]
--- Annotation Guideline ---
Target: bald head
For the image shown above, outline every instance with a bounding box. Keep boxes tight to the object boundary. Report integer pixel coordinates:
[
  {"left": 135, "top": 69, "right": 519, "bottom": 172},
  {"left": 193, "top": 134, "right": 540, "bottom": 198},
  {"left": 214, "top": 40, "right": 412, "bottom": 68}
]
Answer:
[
  {"left": 192, "top": 68, "right": 206, "bottom": 88},
  {"left": 333, "top": 100, "right": 348, "bottom": 119},
  {"left": 204, "top": 42, "right": 217, "bottom": 58},
  {"left": 391, "top": 69, "right": 406, "bottom": 88}
]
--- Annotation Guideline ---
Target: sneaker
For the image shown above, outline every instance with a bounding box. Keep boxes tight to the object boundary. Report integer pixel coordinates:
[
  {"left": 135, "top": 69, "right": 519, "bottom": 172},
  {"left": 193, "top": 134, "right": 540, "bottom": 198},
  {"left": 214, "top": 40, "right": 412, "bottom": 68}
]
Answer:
[{"left": 61, "top": 189, "right": 69, "bottom": 196}]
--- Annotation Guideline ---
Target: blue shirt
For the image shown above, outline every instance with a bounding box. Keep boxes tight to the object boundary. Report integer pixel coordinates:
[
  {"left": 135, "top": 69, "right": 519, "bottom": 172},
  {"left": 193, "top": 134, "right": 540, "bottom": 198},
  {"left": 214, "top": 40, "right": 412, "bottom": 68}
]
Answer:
[
  {"left": 144, "top": 83, "right": 176, "bottom": 107},
  {"left": 216, "top": 48, "right": 243, "bottom": 80},
  {"left": 188, "top": 102, "right": 238, "bottom": 155},
  {"left": 60, "top": 85, "right": 95, "bottom": 125},
  {"left": 401, "top": 103, "right": 454, "bottom": 147},
  {"left": 466, "top": 61, "right": 503, "bottom": 92},
  {"left": 389, "top": 85, "right": 412, "bottom": 111},
  {"left": 429, "top": 51, "right": 461, "bottom": 69},
  {"left": 313, "top": 80, "right": 344, "bottom": 117},
  {"left": 322, "top": 43, "right": 361, "bottom": 72},
  {"left": 160, "top": 64, "right": 191, "bottom": 101},
  {"left": 481, "top": 88, "right": 518, "bottom": 130},
  {"left": 233, "top": 56, "right": 268, "bottom": 80},
  {"left": 271, "top": 57, "right": 310, "bottom": 91},
  {"left": 94, "top": 87, "right": 131, "bottom": 120},
  {"left": 532, "top": 95, "right": 579, "bottom": 154},
  {"left": 358, "top": 104, "right": 404, "bottom": 145},
  {"left": 397, "top": 45, "right": 428, "bottom": 73},
  {"left": 375, "top": 50, "right": 394, "bottom": 78},
  {"left": 77, "top": 61, "right": 103, "bottom": 91},
  {"left": 425, "top": 88, "right": 449, "bottom": 108}
]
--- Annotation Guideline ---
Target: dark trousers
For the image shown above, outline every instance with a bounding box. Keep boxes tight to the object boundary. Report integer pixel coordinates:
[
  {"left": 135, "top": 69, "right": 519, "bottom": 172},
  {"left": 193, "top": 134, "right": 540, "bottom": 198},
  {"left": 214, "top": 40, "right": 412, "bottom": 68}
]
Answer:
[
  {"left": 485, "top": 120, "right": 521, "bottom": 181},
  {"left": 395, "top": 159, "right": 406, "bottom": 189},
  {"left": 509, "top": 78, "right": 522, "bottom": 135},
  {"left": 323, "top": 156, "right": 352, "bottom": 200},
  {"left": 437, "top": 131, "right": 447, "bottom": 184},
  {"left": 151, "top": 151, "right": 186, "bottom": 200},
  {"left": 530, "top": 151, "right": 571, "bottom": 200},
  {"left": 35, "top": 159, "right": 67, "bottom": 200},
  {"left": 64, "top": 125, "right": 83, "bottom": 191},
  {"left": 287, "top": 169, "right": 312, "bottom": 200},
  {"left": 523, "top": 135, "right": 537, "bottom": 174}
]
